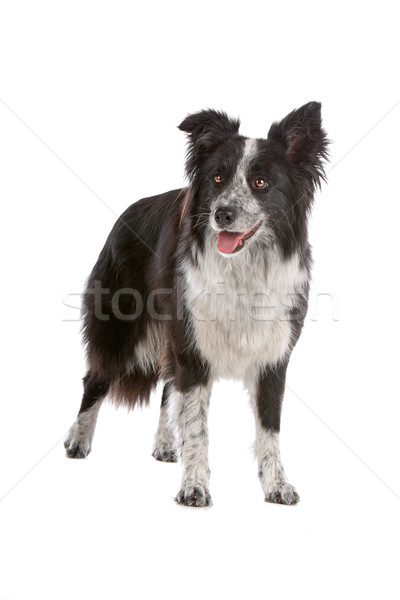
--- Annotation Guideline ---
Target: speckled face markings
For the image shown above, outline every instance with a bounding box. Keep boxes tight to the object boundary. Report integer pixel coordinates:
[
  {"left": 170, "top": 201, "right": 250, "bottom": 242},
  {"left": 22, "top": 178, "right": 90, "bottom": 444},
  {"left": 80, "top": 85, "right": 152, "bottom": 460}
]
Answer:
[{"left": 211, "top": 138, "right": 263, "bottom": 234}]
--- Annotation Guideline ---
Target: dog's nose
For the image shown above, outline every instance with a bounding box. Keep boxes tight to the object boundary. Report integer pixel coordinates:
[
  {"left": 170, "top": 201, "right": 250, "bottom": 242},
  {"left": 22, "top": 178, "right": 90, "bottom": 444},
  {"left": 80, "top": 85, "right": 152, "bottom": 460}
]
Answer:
[{"left": 214, "top": 208, "right": 236, "bottom": 227}]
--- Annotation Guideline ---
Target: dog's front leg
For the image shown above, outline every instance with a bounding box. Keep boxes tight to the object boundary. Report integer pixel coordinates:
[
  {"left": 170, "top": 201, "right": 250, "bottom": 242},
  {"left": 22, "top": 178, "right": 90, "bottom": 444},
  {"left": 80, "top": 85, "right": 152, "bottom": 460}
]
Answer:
[
  {"left": 252, "top": 361, "right": 300, "bottom": 505},
  {"left": 169, "top": 379, "right": 212, "bottom": 507}
]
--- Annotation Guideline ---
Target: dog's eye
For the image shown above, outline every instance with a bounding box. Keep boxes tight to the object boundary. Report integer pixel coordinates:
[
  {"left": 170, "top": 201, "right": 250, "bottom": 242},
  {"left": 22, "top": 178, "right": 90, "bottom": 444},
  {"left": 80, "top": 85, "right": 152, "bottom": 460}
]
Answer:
[
  {"left": 215, "top": 174, "right": 224, "bottom": 184},
  {"left": 255, "top": 178, "right": 268, "bottom": 189}
]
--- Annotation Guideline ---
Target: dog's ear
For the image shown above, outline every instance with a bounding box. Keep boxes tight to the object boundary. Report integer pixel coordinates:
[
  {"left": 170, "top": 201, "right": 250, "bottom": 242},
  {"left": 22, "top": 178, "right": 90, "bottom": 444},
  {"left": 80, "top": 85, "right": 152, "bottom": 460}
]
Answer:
[
  {"left": 179, "top": 109, "right": 240, "bottom": 179},
  {"left": 179, "top": 109, "right": 240, "bottom": 139},
  {"left": 268, "top": 101, "right": 329, "bottom": 187}
]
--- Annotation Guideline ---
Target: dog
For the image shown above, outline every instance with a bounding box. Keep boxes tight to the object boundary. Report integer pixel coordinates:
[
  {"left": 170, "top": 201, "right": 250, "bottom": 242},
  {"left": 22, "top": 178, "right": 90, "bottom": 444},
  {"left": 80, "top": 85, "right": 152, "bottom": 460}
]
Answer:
[{"left": 65, "top": 101, "right": 329, "bottom": 507}]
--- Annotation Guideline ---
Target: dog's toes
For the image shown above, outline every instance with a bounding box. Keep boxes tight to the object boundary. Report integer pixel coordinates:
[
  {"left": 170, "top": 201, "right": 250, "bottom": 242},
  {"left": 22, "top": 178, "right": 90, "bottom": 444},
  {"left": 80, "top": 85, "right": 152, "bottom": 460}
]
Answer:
[
  {"left": 264, "top": 482, "right": 299, "bottom": 505},
  {"left": 64, "top": 434, "right": 91, "bottom": 459},
  {"left": 175, "top": 485, "right": 212, "bottom": 507},
  {"left": 152, "top": 444, "right": 178, "bottom": 463}
]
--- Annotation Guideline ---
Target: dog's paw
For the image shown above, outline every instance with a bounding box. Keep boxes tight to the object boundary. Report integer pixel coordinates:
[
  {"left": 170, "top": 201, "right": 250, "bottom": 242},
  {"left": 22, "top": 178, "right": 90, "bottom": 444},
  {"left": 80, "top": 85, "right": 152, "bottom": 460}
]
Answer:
[
  {"left": 64, "top": 428, "right": 91, "bottom": 459},
  {"left": 175, "top": 485, "right": 212, "bottom": 507},
  {"left": 152, "top": 443, "right": 178, "bottom": 463},
  {"left": 264, "top": 482, "right": 300, "bottom": 505}
]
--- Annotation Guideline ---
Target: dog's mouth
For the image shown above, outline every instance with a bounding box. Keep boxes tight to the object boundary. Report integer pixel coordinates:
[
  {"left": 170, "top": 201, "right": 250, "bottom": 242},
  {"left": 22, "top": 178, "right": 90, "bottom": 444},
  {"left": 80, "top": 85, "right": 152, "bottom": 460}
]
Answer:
[{"left": 217, "top": 221, "right": 262, "bottom": 254}]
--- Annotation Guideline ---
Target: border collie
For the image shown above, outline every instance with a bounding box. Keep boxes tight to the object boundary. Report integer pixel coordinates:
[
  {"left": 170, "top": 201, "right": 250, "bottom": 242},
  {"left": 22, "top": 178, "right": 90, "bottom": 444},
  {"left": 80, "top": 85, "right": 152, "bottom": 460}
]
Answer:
[{"left": 65, "top": 102, "right": 329, "bottom": 507}]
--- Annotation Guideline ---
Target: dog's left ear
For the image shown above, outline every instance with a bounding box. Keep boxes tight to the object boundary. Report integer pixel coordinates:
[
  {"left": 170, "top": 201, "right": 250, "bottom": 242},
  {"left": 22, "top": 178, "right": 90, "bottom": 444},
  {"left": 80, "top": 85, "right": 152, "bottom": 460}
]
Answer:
[
  {"left": 268, "top": 101, "right": 329, "bottom": 187},
  {"left": 179, "top": 109, "right": 240, "bottom": 180}
]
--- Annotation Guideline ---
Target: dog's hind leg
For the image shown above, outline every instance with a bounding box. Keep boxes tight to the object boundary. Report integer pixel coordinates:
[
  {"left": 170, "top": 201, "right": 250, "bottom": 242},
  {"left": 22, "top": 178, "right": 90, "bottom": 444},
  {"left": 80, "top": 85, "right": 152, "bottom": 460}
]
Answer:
[
  {"left": 152, "top": 381, "right": 177, "bottom": 462},
  {"left": 64, "top": 373, "right": 110, "bottom": 459}
]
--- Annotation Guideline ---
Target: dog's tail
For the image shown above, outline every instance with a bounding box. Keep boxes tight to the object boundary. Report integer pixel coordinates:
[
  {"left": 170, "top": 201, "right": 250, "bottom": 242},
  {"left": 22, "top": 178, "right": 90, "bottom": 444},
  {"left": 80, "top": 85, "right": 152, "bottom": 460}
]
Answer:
[
  {"left": 83, "top": 294, "right": 166, "bottom": 410},
  {"left": 107, "top": 318, "right": 166, "bottom": 409},
  {"left": 108, "top": 366, "right": 159, "bottom": 409}
]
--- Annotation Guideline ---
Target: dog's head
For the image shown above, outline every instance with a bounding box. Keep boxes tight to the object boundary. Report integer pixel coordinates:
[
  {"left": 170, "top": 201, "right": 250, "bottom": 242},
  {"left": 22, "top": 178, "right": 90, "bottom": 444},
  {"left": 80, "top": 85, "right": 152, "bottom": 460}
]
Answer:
[{"left": 179, "top": 103, "right": 329, "bottom": 256}]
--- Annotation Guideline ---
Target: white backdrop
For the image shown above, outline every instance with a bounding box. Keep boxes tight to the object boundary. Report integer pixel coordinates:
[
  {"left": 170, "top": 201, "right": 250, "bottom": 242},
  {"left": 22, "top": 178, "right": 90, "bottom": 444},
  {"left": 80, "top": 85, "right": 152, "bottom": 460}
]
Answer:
[{"left": 0, "top": 1, "right": 399, "bottom": 599}]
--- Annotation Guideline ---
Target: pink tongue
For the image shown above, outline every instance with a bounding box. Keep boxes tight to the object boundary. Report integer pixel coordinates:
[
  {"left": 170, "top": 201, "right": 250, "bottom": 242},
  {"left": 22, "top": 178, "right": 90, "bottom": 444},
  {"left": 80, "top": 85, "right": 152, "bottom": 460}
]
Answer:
[{"left": 217, "top": 231, "right": 244, "bottom": 254}]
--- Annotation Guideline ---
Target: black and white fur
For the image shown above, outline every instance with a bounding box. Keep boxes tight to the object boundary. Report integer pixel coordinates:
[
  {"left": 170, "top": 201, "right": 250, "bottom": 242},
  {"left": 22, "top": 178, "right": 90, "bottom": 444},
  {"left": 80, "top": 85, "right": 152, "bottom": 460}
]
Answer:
[{"left": 65, "top": 102, "right": 329, "bottom": 507}]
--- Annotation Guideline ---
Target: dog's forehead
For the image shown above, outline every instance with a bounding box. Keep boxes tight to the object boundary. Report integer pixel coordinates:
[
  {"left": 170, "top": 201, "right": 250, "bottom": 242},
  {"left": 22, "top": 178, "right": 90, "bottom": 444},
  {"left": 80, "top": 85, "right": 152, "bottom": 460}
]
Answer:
[
  {"left": 236, "top": 137, "right": 281, "bottom": 175},
  {"left": 238, "top": 138, "right": 258, "bottom": 169},
  {"left": 223, "top": 137, "right": 255, "bottom": 186},
  {"left": 211, "top": 137, "right": 257, "bottom": 172},
  {"left": 210, "top": 135, "right": 274, "bottom": 178}
]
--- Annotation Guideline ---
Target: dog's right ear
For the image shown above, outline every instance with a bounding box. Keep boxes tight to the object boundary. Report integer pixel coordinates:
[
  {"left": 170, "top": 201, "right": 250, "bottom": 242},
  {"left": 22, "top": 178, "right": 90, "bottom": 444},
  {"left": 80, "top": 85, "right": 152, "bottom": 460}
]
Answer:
[{"left": 178, "top": 109, "right": 240, "bottom": 180}]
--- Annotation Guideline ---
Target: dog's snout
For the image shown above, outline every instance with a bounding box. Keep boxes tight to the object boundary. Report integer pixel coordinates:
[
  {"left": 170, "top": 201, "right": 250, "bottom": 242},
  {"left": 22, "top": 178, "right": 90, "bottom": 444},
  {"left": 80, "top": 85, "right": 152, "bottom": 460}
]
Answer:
[{"left": 214, "top": 207, "right": 236, "bottom": 227}]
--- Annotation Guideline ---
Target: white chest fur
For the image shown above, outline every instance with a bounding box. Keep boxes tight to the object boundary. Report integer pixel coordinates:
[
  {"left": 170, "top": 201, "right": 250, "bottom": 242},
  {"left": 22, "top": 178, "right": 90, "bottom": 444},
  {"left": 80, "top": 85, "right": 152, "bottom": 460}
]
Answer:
[{"left": 183, "top": 240, "right": 308, "bottom": 379}]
